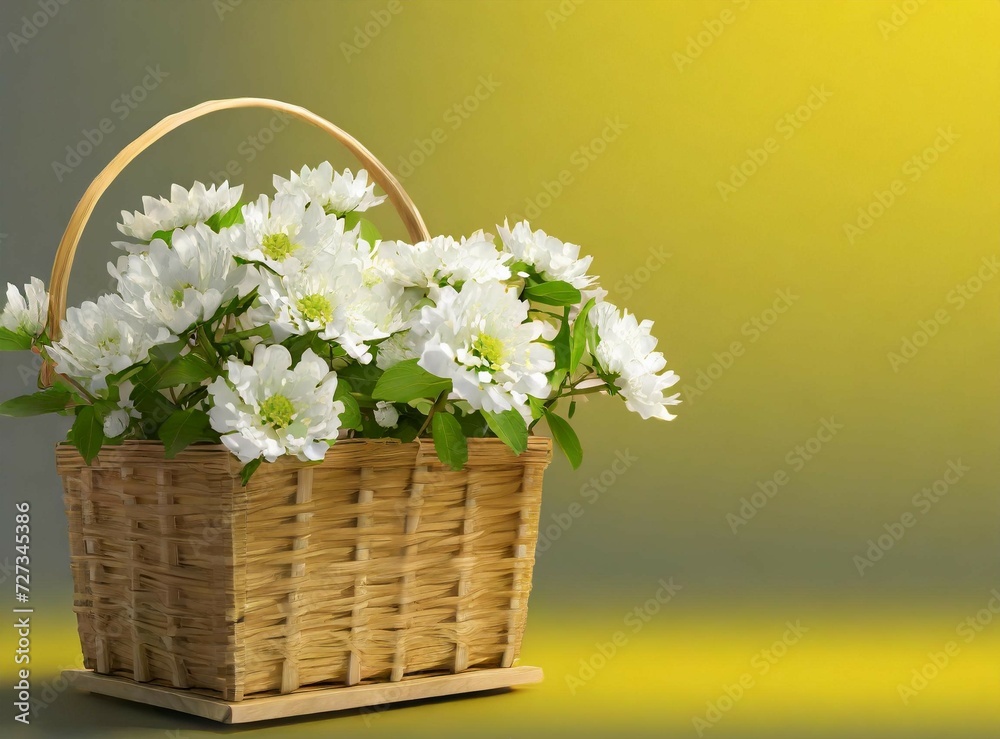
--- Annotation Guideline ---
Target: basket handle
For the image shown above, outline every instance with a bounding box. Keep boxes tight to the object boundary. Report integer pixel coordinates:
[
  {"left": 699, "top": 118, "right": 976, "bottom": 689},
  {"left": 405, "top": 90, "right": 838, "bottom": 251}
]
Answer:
[{"left": 45, "top": 97, "right": 431, "bottom": 342}]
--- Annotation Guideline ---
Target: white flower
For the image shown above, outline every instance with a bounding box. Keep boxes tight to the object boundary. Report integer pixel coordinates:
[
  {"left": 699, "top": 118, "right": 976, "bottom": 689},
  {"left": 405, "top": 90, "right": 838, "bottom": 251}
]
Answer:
[
  {"left": 207, "top": 345, "right": 344, "bottom": 464},
  {"left": 375, "top": 331, "right": 419, "bottom": 370},
  {"left": 112, "top": 224, "right": 250, "bottom": 334},
  {"left": 102, "top": 381, "right": 140, "bottom": 438},
  {"left": 378, "top": 231, "right": 511, "bottom": 289},
  {"left": 589, "top": 302, "right": 680, "bottom": 421},
  {"left": 116, "top": 181, "right": 243, "bottom": 245},
  {"left": 47, "top": 294, "right": 173, "bottom": 393},
  {"left": 255, "top": 246, "right": 406, "bottom": 364},
  {"left": 497, "top": 220, "right": 599, "bottom": 291},
  {"left": 413, "top": 281, "right": 554, "bottom": 417},
  {"left": 233, "top": 194, "right": 355, "bottom": 275},
  {"left": 1, "top": 277, "right": 49, "bottom": 338},
  {"left": 373, "top": 401, "right": 399, "bottom": 429},
  {"left": 274, "top": 162, "right": 386, "bottom": 215}
]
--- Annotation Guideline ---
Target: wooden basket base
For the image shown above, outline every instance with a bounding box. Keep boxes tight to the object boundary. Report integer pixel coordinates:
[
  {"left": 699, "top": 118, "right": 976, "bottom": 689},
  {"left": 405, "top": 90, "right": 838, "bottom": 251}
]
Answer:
[{"left": 63, "top": 666, "right": 543, "bottom": 724}]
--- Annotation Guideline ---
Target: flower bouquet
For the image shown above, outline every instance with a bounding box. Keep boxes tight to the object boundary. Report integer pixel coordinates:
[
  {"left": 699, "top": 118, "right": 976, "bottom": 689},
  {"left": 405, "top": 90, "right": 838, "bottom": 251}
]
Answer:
[{"left": 0, "top": 99, "right": 679, "bottom": 717}]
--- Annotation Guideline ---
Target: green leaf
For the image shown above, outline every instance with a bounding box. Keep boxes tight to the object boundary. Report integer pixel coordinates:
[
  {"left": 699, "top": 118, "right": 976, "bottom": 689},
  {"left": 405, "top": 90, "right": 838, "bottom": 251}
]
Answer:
[
  {"left": 527, "top": 396, "right": 546, "bottom": 422},
  {"left": 154, "top": 353, "right": 217, "bottom": 390},
  {"left": 568, "top": 400, "right": 577, "bottom": 419},
  {"left": 0, "top": 388, "right": 72, "bottom": 417},
  {"left": 338, "top": 362, "right": 383, "bottom": 397},
  {"left": 523, "top": 280, "right": 582, "bottom": 307},
  {"left": 570, "top": 298, "right": 596, "bottom": 373},
  {"left": 72, "top": 406, "right": 105, "bottom": 464},
  {"left": 157, "top": 409, "right": 214, "bottom": 458},
  {"left": 457, "top": 409, "right": 490, "bottom": 437},
  {"left": 372, "top": 359, "right": 451, "bottom": 403},
  {"left": 149, "top": 229, "right": 173, "bottom": 245},
  {"left": 206, "top": 202, "right": 244, "bottom": 232},
  {"left": 335, "top": 382, "right": 363, "bottom": 431},
  {"left": 544, "top": 409, "right": 583, "bottom": 469},
  {"left": 342, "top": 211, "right": 381, "bottom": 244},
  {"left": 240, "top": 457, "right": 263, "bottom": 487},
  {"left": 483, "top": 409, "right": 528, "bottom": 455},
  {"left": 553, "top": 307, "right": 571, "bottom": 372},
  {"left": 0, "top": 327, "right": 33, "bottom": 351},
  {"left": 432, "top": 412, "right": 468, "bottom": 471}
]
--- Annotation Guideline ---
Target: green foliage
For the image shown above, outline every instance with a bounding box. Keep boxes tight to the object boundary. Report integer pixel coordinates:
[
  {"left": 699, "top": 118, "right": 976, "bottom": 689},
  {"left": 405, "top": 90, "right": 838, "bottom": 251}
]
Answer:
[
  {"left": 157, "top": 409, "right": 217, "bottom": 458},
  {"left": 240, "top": 458, "right": 263, "bottom": 487},
  {"left": 373, "top": 359, "right": 451, "bottom": 403},
  {"left": 205, "top": 203, "right": 244, "bottom": 232},
  {"left": 342, "top": 211, "right": 381, "bottom": 244},
  {"left": 71, "top": 406, "right": 105, "bottom": 464},
  {"left": 483, "top": 409, "right": 528, "bottom": 455},
  {"left": 432, "top": 412, "right": 468, "bottom": 470},
  {"left": 153, "top": 353, "right": 217, "bottom": 390},
  {"left": 0, "top": 327, "right": 33, "bottom": 351},
  {"left": 544, "top": 408, "right": 582, "bottom": 469},
  {"left": 0, "top": 388, "right": 72, "bottom": 417},
  {"left": 334, "top": 382, "right": 363, "bottom": 430},
  {"left": 523, "top": 280, "right": 582, "bottom": 306},
  {"left": 571, "top": 298, "right": 596, "bottom": 373}
]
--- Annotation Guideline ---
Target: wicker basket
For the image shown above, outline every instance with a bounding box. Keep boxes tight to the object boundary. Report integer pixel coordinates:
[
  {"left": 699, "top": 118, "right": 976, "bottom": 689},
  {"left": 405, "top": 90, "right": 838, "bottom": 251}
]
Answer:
[{"left": 47, "top": 99, "right": 553, "bottom": 711}]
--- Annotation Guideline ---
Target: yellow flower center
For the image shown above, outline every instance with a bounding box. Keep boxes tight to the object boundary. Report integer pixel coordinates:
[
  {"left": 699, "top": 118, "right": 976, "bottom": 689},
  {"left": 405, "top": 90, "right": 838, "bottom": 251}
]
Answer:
[
  {"left": 261, "top": 233, "right": 298, "bottom": 261},
  {"left": 296, "top": 293, "right": 333, "bottom": 324},
  {"left": 259, "top": 394, "right": 296, "bottom": 428},
  {"left": 473, "top": 333, "right": 506, "bottom": 371}
]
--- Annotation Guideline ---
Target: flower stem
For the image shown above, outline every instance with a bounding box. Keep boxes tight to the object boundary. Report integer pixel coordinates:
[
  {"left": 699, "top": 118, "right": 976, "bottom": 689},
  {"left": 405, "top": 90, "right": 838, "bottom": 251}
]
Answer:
[{"left": 417, "top": 392, "right": 448, "bottom": 437}]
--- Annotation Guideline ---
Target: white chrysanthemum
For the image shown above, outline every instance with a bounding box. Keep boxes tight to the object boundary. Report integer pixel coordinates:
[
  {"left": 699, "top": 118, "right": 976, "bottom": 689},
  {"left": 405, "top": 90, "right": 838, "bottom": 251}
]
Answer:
[
  {"left": 414, "top": 281, "right": 554, "bottom": 417},
  {"left": 116, "top": 181, "right": 243, "bottom": 244},
  {"left": 112, "top": 224, "right": 250, "bottom": 334},
  {"left": 497, "top": 220, "right": 599, "bottom": 290},
  {"left": 1, "top": 277, "right": 49, "bottom": 338},
  {"left": 274, "top": 162, "right": 386, "bottom": 215},
  {"left": 373, "top": 401, "right": 399, "bottom": 429},
  {"left": 255, "top": 247, "right": 406, "bottom": 364},
  {"left": 589, "top": 302, "right": 680, "bottom": 421},
  {"left": 207, "top": 345, "right": 344, "bottom": 464},
  {"left": 232, "top": 193, "right": 355, "bottom": 275},
  {"left": 378, "top": 231, "right": 512, "bottom": 289},
  {"left": 375, "top": 331, "right": 420, "bottom": 370},
  {"left": 102, "top": 381, "right": 140, "bottom": 438},
  {"left": 47, "top": 294, "right": 173, "bottom": 393}
]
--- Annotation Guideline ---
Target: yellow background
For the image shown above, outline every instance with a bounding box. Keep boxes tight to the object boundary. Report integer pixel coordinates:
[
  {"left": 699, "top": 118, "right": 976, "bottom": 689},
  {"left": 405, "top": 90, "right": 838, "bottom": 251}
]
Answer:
[{"left": 1, "top": 0, "right": 998, "bottom": 736}]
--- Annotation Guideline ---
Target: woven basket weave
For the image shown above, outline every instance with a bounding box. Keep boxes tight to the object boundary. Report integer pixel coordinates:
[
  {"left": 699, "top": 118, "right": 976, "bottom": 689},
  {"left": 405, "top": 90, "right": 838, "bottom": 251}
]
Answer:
[
  {"left": 57, "top": 438, "right": 550, "bottom": 700},
  {"left": 47, "top": 99, "right": 553, "bottom": 701}
]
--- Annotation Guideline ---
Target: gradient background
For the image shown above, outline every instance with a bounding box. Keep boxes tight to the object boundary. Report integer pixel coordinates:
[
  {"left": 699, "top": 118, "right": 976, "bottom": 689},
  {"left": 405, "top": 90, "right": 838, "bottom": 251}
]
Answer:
[{"left": 1, "top": 0, "right": 999, "bottom": 736}]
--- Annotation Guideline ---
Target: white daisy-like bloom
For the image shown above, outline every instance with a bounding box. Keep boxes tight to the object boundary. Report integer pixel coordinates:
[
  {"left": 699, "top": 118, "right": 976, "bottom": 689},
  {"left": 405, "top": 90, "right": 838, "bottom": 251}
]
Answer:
[
  {"left": 413, "top": 281, "right": 554, "bottom": 418},
  {"left": 588, "top": 302, "right": 680, "bottom": 421},
  {"left": 375, "top": 331, "right": 420, "bottom": 370},
  {"left": 274, "top": 162, "right": 387, "bottom": 216},
  {"left": 373, "top": 401, "right": 399, "bottom": 429},
  {"left": 111, "top": 224, "right": 250, "bottom": 334},
  {"left": 255, "top": 247, "right": 406, "bottom": 364},
  {"left": 378, "top": 231, "right": 512, "bottom": 289},
  {"left": 47, "top": 294, "right": 173, "bottom": 393},
  {"left": 497, "top": 220, "right": 599, "bottom": 290},
  {"left": 116, "top": 181, "right": 243, "bottom": 244},
  {"left": 1, "top": 277, "right": 49, "bottom": 338},
  {"left": 232, "top": 193, "right": 355, "bottom": 275},
  {"left": 101, "top": 381, "right": 140, "bottom": 438},
  {"left": 207, "top": 345, "right": 344, "bottom": 464}
]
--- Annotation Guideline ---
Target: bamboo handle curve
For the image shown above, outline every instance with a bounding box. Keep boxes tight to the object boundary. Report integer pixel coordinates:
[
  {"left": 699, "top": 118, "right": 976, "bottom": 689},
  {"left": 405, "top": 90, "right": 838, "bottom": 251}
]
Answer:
[{"left": 46, "top": 97, "right": 431, "bottom": 341}]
